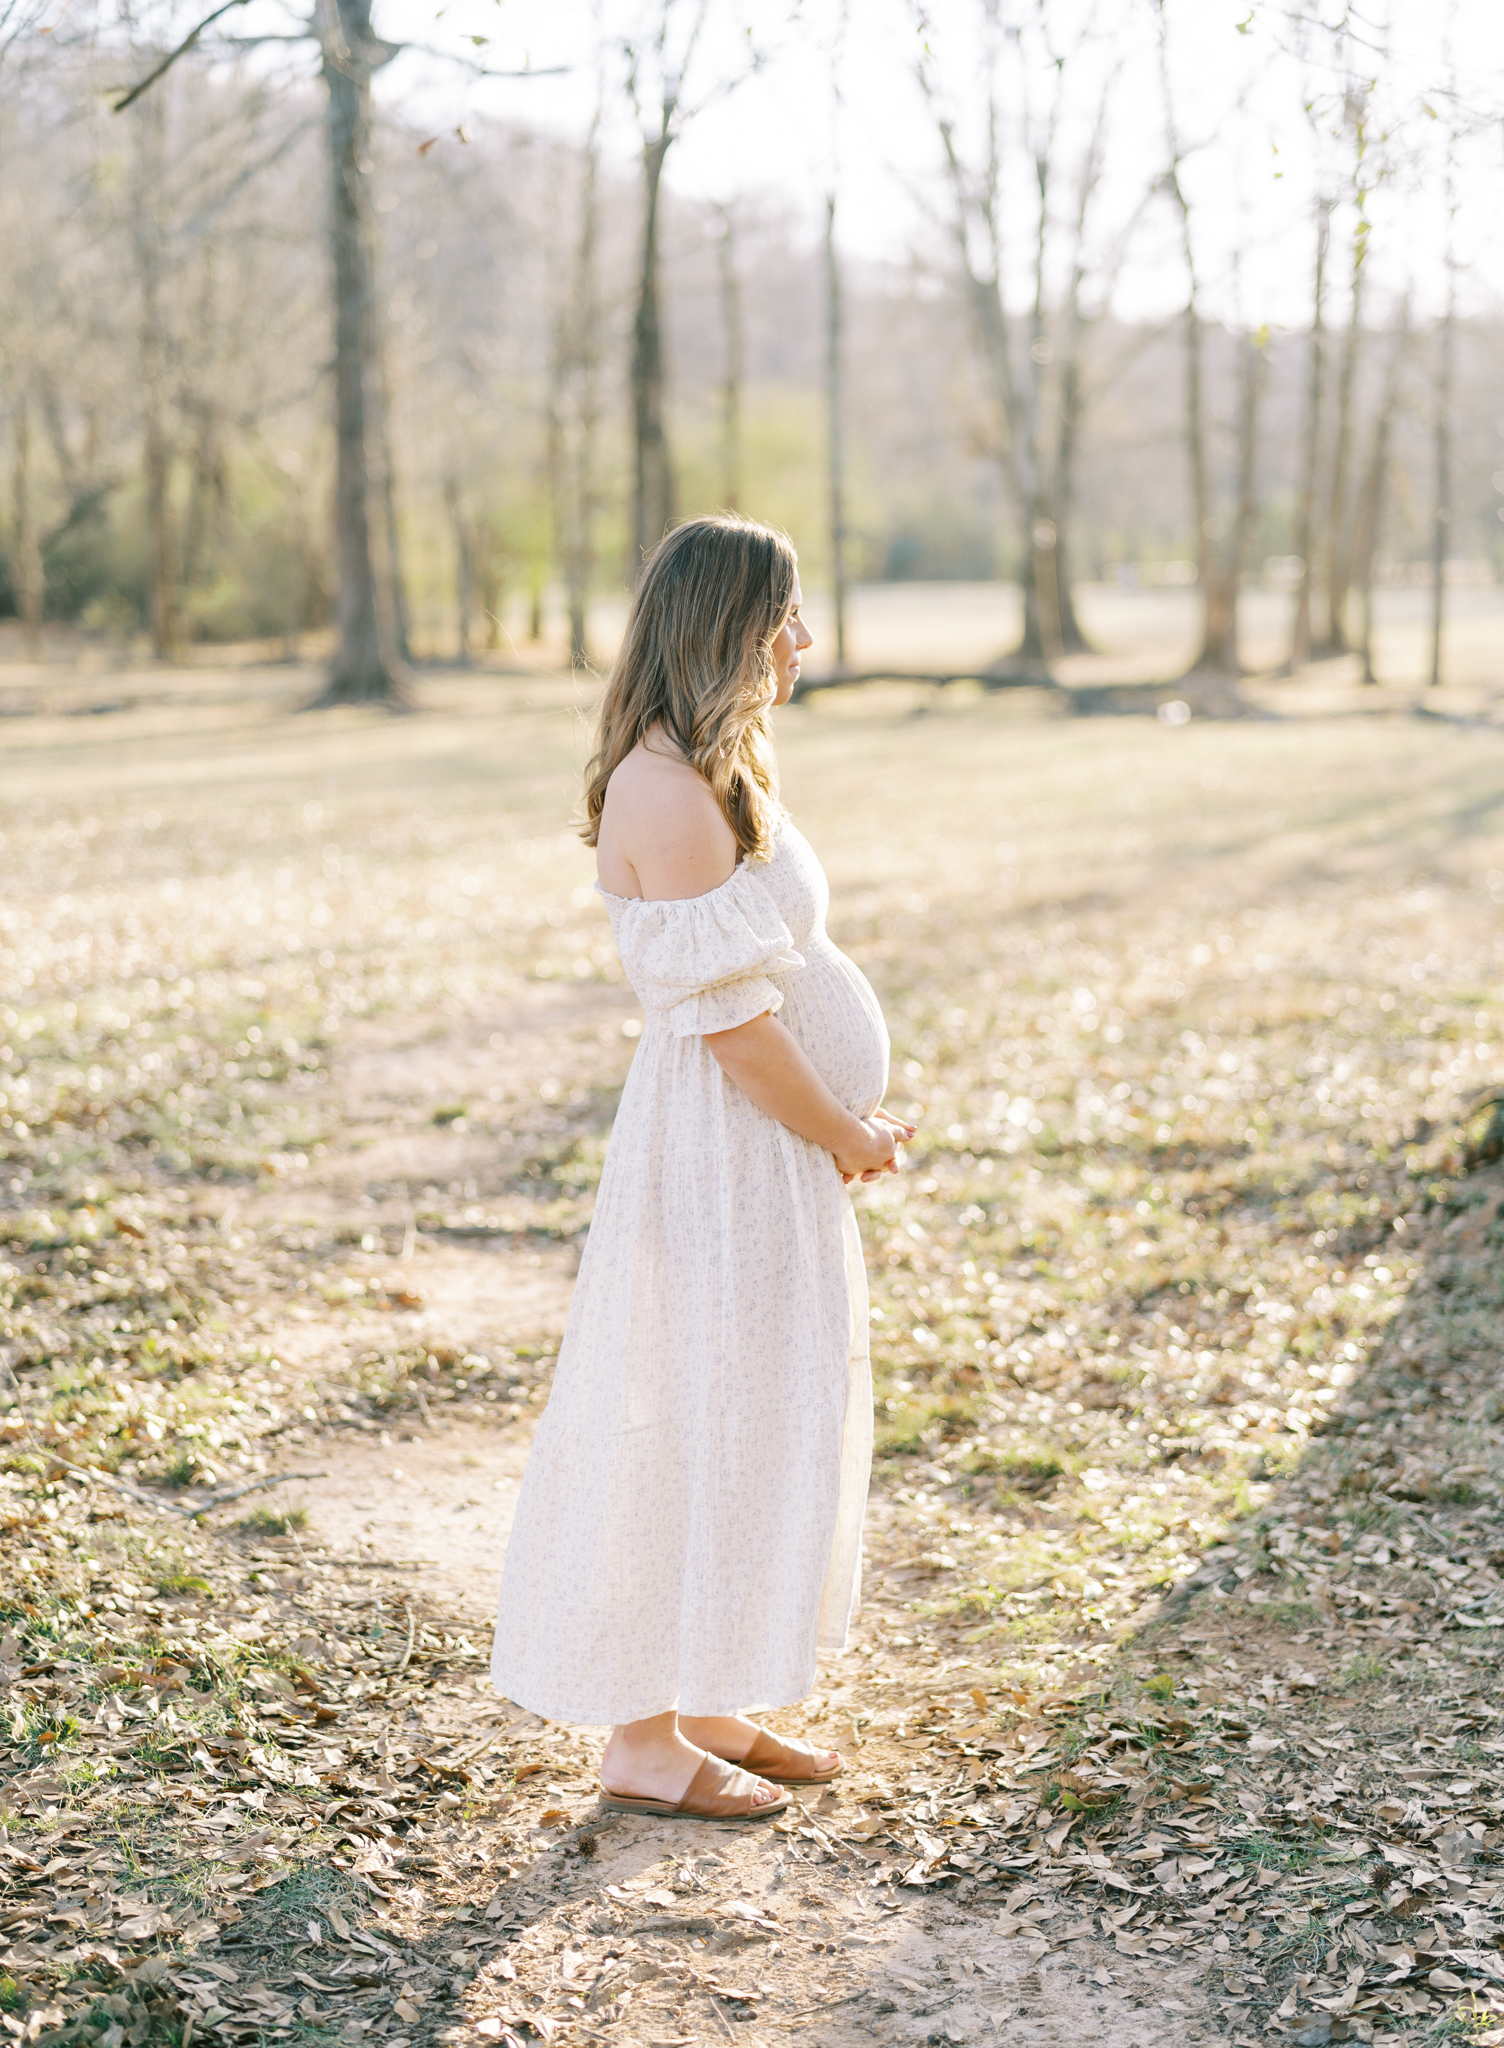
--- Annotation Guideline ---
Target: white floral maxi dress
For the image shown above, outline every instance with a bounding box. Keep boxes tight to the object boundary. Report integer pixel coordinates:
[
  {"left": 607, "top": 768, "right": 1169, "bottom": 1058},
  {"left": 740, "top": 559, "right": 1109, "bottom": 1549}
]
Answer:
[{"left": 490, "top": 813, "right": 890, "bottom": 1726}]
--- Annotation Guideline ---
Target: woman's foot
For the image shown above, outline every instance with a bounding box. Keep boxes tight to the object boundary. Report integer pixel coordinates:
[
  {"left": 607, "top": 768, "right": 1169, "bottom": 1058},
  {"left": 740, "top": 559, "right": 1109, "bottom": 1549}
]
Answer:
[
  {"left": 601, "top": 1712, "right": 782, "bottom": 1808},
  {"left": 678, "top": 1713, "right": 840, "bottom": 1781}
]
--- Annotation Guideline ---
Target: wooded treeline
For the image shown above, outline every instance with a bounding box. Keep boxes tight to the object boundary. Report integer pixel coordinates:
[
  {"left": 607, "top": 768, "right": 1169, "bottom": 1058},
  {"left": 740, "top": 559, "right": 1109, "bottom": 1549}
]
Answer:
[{"left": 1, "top": 1, "right": 1501, "bottom": 692}]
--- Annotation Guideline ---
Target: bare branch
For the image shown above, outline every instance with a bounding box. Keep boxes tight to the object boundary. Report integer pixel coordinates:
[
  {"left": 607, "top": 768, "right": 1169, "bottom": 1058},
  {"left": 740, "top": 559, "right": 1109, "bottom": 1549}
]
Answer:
[
  {"left": 110, "top": 0, "right": 253, "bottom": 111},
  {"left": 397, "top": 44, "right": 569, "bottom": 79}
]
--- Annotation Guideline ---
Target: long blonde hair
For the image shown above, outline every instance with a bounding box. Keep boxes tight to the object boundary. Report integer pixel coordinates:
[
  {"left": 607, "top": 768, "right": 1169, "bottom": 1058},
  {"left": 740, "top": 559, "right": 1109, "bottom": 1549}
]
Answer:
[{"left": 581, "top": 515, "right": 797, "bottom": 863}]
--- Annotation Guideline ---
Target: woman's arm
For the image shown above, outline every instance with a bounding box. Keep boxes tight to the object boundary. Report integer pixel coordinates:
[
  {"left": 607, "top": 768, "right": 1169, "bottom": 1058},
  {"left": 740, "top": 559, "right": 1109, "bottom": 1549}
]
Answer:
[{"left": 705, "top": 1013, "right": 907, "bottom": 1179}]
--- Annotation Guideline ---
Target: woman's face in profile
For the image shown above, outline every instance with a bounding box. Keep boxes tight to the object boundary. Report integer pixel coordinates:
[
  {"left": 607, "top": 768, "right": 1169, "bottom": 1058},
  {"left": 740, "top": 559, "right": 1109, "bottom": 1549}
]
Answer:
[{"left": 768, "top": 572, "right": 814, "bottom": 705}]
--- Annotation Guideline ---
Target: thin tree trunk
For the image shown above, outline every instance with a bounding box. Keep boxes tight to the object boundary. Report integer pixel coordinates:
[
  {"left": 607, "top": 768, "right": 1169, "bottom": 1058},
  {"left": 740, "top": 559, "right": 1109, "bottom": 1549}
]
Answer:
[
  {"left": 1050, "top": 351, "right": 1092, "bottom": 655},
  {"left": 550, "top": 122, "right": 600, "bottom": 667},
  {"left": 132, "top": 84, "right": 176, "bottom": 662},
  {"left": 1316, "top": 221, "right": 1364, "bottom": 655},
  {"left": 630, "top": 132, "right": 675, "bottom": 574},
  {"left": 11, "top": 385, "right": 43, "bottom": 661},
  {"left": 311, "top": 0, "right": 410, "bottom": 708},
  {"left": 1160, "top": 106, "right": 1230, "bottom": 677},
  {"left": 1227, "top": 324, "right": 1267, "bottom": 667},
  {"left": 375, "top": 337, "right": 412, "bottom": 664},
  {"left": 825, "top": 193, "right": 848, "bottom": 672},
  {"left": 1287, "top": 202, "right": 1330, "bottom": 673},
  {"left": 1352, "top": 310, "right": 1409, "bottom": 686},
  {"left": 1178, "top": 262, "right": 1238, "bottom": 673},
  {"left": 444, "top": 477, "right": 471, "bottom": 666},
  {"left": 718, "top": 204, "right": 743, "bottom": 514},
  {"left": 1429, "top": 292, "right": 1455, "bottom": 690},
  {"left": 1032, "top": 517, "right": 1063, "bottom": 662},
  {"left": 181, "top": 245, "right": 225, "bottom": 605},
  {"left": 476, "top": 519, "right": 504, "bottom": 652}
]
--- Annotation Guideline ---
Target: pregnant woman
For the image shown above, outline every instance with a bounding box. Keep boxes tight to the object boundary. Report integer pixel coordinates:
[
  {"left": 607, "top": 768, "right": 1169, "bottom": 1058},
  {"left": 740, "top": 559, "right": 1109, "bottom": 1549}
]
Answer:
[{"left": 492, "top": 515, "right": 911, "bottom": 1822}]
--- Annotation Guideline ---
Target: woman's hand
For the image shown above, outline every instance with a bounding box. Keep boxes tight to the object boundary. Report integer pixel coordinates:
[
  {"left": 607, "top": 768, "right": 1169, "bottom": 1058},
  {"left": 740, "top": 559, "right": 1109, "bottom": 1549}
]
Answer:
[
  {"left": 837, "top": 1105, "right": 917, "bottom": 1185},
  {"left": 835, "top": 1107, "right": 914, "bottom": 1184}
]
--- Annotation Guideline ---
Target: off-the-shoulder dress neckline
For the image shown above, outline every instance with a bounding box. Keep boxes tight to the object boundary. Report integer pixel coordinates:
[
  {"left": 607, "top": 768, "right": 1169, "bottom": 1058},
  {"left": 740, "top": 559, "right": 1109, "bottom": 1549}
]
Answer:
[
  {"left": 595, "top": 812, "right": 784, "bottom": 908},
  {"left": 595, "top": 861, "right": 750, "bottom": 909}
]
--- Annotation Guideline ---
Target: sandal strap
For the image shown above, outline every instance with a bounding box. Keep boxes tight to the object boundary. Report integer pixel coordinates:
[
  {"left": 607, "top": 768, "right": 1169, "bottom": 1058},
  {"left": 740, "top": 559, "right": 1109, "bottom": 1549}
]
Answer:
[
  {"left": 680, "top": 1753, "right": 786, "bottom": 1819},
  {"left": 740, "top": 1728, "right": 835, "bottom": 1778}
]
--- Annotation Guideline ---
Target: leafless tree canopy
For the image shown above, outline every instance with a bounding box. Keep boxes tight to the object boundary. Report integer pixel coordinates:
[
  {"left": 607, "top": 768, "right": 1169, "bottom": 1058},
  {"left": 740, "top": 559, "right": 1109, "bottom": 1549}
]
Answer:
[{"left": 1, "top": 0, "right": 1501, "bottom": 686}]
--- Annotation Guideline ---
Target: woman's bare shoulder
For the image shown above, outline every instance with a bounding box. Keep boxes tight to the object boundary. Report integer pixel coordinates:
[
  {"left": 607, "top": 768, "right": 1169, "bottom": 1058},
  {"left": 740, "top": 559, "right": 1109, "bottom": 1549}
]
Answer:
[{"left": 599, "top": 738, "right": 738, "bottom": 901}]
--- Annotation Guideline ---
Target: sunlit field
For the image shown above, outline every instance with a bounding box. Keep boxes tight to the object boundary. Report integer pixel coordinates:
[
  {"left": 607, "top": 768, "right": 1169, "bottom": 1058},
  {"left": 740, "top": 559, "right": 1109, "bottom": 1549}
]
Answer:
[{"left": 4, "top": 661, "right": 1504, "bottom": 2045}]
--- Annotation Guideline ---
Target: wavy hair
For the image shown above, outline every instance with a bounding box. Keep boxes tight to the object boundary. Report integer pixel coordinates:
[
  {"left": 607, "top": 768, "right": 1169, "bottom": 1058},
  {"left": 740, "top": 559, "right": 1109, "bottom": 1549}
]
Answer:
[{"left": 581, "top": 515, "right": 798, "bottom": 863}]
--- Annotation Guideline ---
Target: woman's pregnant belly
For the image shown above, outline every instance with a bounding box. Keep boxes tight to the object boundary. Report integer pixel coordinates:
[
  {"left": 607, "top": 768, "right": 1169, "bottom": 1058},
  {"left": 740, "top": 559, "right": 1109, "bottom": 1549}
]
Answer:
[{"left": 775, "top": 939, "right": 890, "bottom": 1118}]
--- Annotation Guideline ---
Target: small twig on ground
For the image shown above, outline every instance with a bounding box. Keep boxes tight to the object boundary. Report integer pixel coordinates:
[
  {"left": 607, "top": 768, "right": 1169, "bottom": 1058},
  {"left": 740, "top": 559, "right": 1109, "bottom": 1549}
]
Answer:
[
  {"left": 395, "top": 1604, "right": 416, "bottom": 1673},
  {"left": 189, "top": 1470, "right": 328, "bottom": 1517},
  {"left": 45, "top": 1461, "right": 326, "bottom": 1522},
  {"left": 447, "top": 1726, "right": 509, "bottom": 1769},
  {"left": 706, "top": 1996, "right": 736, "bottom": 2042}
]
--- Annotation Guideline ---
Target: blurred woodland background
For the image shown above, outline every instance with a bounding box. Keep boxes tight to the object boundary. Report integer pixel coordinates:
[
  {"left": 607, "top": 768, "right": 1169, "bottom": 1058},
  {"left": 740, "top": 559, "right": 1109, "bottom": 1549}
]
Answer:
[{"left": 0, "top": 0, "right": 1502, "bottom": 698}]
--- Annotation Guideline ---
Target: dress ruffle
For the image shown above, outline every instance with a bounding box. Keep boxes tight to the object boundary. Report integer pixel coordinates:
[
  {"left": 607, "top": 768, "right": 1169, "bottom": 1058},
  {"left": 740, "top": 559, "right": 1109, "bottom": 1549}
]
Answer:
[{"left": 601, "top": 866, "right": 805, "bottom": 1036}]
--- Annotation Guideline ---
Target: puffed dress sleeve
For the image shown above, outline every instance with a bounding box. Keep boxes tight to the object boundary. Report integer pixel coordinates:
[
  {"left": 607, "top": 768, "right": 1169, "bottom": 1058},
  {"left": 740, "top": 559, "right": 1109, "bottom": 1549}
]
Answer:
[{"left": 604, "top": 867, "right": 805, "bottom": 1036}]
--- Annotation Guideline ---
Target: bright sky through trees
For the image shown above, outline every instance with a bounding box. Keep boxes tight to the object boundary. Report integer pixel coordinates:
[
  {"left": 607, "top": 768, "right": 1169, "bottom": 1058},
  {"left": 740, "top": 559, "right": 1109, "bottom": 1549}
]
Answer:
[{"left": 316, "top": 0, "right": 1504, "bottom": 329}]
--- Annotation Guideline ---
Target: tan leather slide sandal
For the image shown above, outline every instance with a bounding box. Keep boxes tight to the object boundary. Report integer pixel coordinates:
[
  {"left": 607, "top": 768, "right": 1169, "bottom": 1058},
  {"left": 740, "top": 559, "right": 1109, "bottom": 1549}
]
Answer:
[
  {"left": 711, "top": 1726, "right": 842, "bottom": 1785},
  {"left": 599, "top": 1752, "right": 789, "bottom": 1823}
]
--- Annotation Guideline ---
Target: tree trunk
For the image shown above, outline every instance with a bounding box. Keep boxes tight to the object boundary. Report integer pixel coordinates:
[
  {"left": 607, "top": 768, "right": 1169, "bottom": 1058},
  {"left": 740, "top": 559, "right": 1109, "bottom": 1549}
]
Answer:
[
  {"left": 132, "top": 83, "right": 176, "bottom": 662},
  {"left": 1428, "top": 292, "right": 1455, "bottom": 689},
  {"left": 1352, "top": 311, "right": 1408, "bottom": 686},
  {"left": 718, "top": 205, "right": 743, "bottom": 514},
  {"left": 476, "top": 518, "right": 504, "bottom": 652},
  {"left": 311, "top": 0, "right": 410, "bottom": 708},
  {"left": 629, "top": 134, "right": 676, "bottom": 576},
  {"left": 825, "top": 194, "right": 848, "bottom": 671},
  {"left": 1287, "top": 203, "right": 1329, "bottom": 673},
  {"left": 1180, "top": 289, "right": 1239, "bottom": 675},
  {"left": 1227, "top": 323, "right": 1267, "bottom": 663},
  {"left": 181, "top": 245, "right": 227, "bottom": 607},
  {"left": 1316, "top": 226, "right": 1364, "bottom": 655},
  {"left": 1050, "top": 350, "right": 1093, "bottom": 656},
  {"left": 549, "top": 123, "right": 600, "bottom": 668},
  {"left": 11, "top": 385, "right": 43, "bottom": 662},
  {"left": 444, "top": 477, "right": 472, "bottom": 666},
  {"left": 375, "top": 334, "right": 413, "bottom": 664}
]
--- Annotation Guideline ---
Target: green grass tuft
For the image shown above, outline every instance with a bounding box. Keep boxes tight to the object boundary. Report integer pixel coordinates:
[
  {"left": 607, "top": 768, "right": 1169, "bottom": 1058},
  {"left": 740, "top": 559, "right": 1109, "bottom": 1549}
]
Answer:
[{"left": 240, "top": 1504, "right": 309, "bottom": 1535}]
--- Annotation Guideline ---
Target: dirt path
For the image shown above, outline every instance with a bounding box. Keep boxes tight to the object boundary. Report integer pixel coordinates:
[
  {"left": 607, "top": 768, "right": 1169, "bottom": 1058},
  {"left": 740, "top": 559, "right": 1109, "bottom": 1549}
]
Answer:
[{"left": 264, "top": 1379, "right": 1216, "bottom": 2048}]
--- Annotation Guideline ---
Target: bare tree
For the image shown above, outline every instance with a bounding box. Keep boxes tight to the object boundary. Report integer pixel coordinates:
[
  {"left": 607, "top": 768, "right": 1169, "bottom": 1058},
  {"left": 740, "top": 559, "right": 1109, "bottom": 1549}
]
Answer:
[
  {"left": 1428, "top": 238, "right": 1456, "bottom": 690},
  {"left": 111, "top": 0, "right": 557, "bottom": 704},
  {"left": 825, "top": 193, "right": 848, "bottom": 671},
  {"left": 9, "top": 381, "right": 42, "bottom": 660},
  {"left": 547, "top": 112, "right": 603, "bottom": 667},
  {"left": 310, "top": 0, "right": 412, "bottom": 703},
  {"left": 1313, "top": 75, "right": 1382, "bottom": 657},
  {"left": 443, "top": 476, "right": 474, "bottom": 665},
  {"left": 180, "top": 248, "right": 229, "bottom": 601},
  {"left": 622, "top": 1, "right": 766, "bottom": 576},
  {"left": 1284, "top": 200, "right": 1330, "bottom": 674},
  {"left": 129, "top": 80, "right": 180, "bottom": 660},
  {"left": 1351, "top": 305, "right": 1410, "bottom": 686},
  {"left": 917, "top": 2, "right": 1125, "bottom": 673},
  {"left": 715, "top": 202, "right": 743, "bottom": 512},
  {"left": 1155, "top": 8, "right": 1269, "bottom": 680}
]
